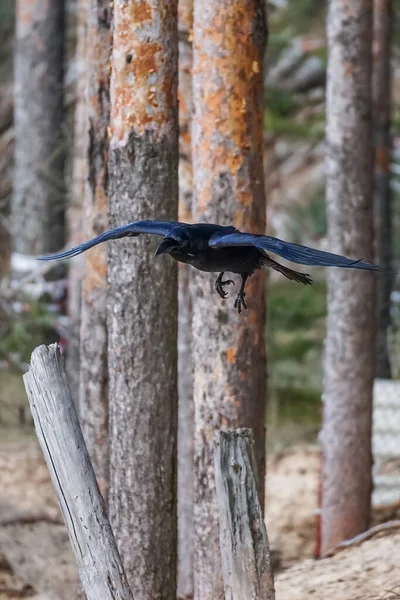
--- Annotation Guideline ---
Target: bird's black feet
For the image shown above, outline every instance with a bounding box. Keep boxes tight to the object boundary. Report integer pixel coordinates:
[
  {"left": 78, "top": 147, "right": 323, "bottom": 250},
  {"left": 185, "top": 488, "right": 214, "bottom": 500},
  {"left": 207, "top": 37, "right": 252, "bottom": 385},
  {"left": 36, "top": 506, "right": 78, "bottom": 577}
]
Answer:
[
  {"left": 215, "top": 276, "right": 235, "bottom": 299},
  {"left": 234, "top": 292, "right": 247, "bottom": 314}
]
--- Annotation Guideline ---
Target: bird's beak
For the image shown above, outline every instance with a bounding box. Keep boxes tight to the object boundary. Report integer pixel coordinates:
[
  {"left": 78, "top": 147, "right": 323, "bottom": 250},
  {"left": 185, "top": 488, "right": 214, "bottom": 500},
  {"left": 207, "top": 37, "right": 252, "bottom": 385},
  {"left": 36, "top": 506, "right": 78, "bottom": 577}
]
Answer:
[{"left": 155, "top": 237, "right": 178, "bottom": 256}]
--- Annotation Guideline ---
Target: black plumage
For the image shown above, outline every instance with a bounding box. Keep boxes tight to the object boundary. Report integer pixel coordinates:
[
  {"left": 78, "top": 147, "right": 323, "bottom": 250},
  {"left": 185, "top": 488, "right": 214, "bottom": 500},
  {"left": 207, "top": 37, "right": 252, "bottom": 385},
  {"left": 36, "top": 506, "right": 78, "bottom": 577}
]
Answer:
[{"left": 38, "top": 220, "right": 384, "bottom": 314}]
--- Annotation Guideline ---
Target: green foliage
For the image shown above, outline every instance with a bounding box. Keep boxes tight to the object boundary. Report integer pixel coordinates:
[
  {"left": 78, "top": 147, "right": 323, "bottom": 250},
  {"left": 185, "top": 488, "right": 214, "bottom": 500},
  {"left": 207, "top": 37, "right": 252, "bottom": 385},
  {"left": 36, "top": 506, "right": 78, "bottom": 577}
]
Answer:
[
  {"left": 0, "top": 0, "right": 14, "bottom": 35},
  {"left": 0, "top": 300, "right": 58, "bottom": 363},
  {"left": 267, "top": 278, "right": 327, "bottom": 445},
  {"left": 285, "top": 186, "right": 327, "bottom": 243},
  {"left": 268, "top": 278, "right": 327, "bottom": 332}
]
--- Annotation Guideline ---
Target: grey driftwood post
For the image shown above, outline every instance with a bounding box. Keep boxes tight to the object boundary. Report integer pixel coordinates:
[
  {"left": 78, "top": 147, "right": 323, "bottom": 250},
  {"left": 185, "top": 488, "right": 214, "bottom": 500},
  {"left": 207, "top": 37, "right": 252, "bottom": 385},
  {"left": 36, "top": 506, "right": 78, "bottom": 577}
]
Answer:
[
  {"left": 23, "top": 344, "right": 133, "bottom": 600},
  {"left": 214, "top": 429, "right": 275, "bottom": 600}
]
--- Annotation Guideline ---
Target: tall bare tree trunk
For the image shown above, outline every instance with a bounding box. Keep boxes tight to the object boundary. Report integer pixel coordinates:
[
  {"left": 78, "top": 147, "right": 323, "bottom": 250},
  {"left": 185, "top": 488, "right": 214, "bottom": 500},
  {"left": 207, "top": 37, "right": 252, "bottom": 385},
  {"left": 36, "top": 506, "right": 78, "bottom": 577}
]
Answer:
[
  {"left": 177, "top": 0, "right": 194, "bottom": 597},
  {"left": 78, "top": 0, "right": 112, "bottom": 500},
  {"left": 191, "top": 2, "right": 268, "bottom": 598},
  {"left": 66, "top": 0, "right": 87, "bottom": 404},
  {"left": 13, "top": 0, "right": 65, "bottom": 255},
  {"left": 107, "top": 2, "right": 178, "bottom": 598},
  {"left": 373, "top": 0, "right": 393, "bottom": 379},
  {"left": 321, "top": 0, "right": 375, "bottom": 555}
]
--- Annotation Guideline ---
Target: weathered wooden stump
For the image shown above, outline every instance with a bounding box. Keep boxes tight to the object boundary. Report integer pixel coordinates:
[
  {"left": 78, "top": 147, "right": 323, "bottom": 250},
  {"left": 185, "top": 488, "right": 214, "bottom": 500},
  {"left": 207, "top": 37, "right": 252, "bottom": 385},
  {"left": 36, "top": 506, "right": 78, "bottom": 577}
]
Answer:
[
  {"left": 214, "top": 428, "right": 275, "bottom": 600},
  {"left": 23, "top": 344, "right": 133, "bottom": 600}
]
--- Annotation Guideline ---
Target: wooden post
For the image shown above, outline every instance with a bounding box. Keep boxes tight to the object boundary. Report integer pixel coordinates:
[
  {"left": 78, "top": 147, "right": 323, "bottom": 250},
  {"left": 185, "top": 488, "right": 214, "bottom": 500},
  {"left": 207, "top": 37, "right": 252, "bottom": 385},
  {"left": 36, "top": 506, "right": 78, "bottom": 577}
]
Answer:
[
  {"left": 214, "top": 429, "right": 275, "bottom": 600},
  {"left": 23, "top": 344, "right": 133, "bottom": 600}
]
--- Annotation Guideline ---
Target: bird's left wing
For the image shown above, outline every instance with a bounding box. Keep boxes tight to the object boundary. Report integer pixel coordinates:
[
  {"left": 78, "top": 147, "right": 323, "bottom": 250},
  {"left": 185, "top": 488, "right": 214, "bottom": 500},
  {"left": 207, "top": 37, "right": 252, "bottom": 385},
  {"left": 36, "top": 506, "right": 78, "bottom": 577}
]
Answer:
[
  {"left": 209, "top": 231, "right": 383, "bottom": 271},
  {"left": 38, "top": 220, "right": 182, "bottom": 261}
]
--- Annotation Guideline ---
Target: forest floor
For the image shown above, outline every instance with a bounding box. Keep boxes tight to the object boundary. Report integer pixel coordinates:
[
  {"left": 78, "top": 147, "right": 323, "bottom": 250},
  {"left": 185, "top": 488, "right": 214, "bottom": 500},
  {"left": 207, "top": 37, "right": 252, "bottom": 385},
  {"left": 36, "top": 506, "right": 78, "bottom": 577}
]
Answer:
[{"left": 0, "top": 438, "right": 399, "bottom": 600}]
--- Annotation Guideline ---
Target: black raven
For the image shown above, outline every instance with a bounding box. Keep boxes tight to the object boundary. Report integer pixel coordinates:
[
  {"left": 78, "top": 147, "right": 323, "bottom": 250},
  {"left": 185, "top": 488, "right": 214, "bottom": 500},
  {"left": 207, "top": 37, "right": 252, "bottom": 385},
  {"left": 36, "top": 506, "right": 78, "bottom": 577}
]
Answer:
[{"left": 38, "top": 220, "right": 383, "bottom": 314}]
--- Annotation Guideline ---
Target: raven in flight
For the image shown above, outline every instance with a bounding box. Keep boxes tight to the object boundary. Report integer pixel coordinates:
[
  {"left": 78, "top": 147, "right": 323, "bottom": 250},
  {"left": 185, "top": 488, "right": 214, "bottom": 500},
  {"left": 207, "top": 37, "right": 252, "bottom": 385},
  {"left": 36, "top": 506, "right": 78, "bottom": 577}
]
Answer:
[{"left": 38, "top": 220, "right": 383, "bottom": 314}]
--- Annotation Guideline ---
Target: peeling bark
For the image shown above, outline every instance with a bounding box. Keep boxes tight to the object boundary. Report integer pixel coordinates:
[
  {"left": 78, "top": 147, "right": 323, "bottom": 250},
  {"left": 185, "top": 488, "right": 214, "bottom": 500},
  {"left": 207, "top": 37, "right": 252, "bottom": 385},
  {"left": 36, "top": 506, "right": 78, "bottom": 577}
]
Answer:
[
  {"left": 321, "top": 0, "right": 375, "bottom": 555},
  {"left": 107, "top": 2, "right": 179, "bottom": 598},
  {"left": 373, "top": 0, "right": 393, "bottom": 379},
  {"left": 13, "top": 0, "right": 66, "bottom": 255},
  {"left": 79, "top": 0, "right": 112, "bottom": 501},
  {"left": 191, "top": 2, "right": 268, "bottom": 598},
  {"left": 177, "top": 0, "right": 194, "bottom": 598}
]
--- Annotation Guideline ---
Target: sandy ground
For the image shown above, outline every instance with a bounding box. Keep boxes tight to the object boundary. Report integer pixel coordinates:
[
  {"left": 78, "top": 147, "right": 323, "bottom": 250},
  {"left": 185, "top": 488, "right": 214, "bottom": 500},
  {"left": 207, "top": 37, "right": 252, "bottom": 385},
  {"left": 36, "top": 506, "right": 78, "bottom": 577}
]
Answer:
[{"left": 0, "top": 439, "right": 399, "bottom": 600}]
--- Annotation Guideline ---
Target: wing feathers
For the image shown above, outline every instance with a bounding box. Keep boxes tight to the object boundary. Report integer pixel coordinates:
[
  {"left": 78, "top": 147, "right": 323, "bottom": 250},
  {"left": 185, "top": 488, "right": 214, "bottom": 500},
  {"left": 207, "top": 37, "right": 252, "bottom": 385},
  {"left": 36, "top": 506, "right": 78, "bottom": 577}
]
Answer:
[
  {"left": 37, "top": 220, "right": 181, "bottom": 261},
  {"left": 209, "top": 232, "right": 383, "bottom": 271}
]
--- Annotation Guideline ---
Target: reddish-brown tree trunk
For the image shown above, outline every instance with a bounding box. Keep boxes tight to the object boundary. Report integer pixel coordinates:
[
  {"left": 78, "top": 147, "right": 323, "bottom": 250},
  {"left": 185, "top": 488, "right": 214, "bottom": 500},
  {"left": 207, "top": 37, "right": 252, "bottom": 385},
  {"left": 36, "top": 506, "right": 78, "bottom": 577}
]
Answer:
[
  {"left": 13, "top": 0, "right": 65, "bottom": 255},
  {"left": 78, "top": 0, "right": 112, "bottom": 500},
  {"left": 373, "top": 0, "right": 393, "bottom": 379},
  {"left": 177, "top": 0, "right": 194, "bottom": 597},
  {"left": 191, "top": 2, "right": 268, "bottom": 598},
  {"left": 321, "top": 0, "right": 375, "bottom": 555},
  {"left": 107, "top": 2, "right": 179, "bottom": 598}
]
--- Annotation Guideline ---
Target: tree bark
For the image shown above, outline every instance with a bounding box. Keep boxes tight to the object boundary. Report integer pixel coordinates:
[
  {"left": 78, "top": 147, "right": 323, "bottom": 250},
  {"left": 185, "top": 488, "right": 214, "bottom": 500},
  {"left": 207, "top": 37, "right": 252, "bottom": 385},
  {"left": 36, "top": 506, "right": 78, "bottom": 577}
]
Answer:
[
  {"left": 191, "top": 2, "right": 268, "bottom": 598},
  {"left": 79, "top": 0, "right": 112, "bottom": 501},
  {"left": 23, "top": 344, "right": 133, "bottom": 600},
  {"left": 66, "top": 0, "right": 87, "bottom": 405},
  {"left": 373, "top": 0, "right": 393, "bottom": 379},
  {"left": 107, "top": 2, "right": 179, "bottom": 598},
  {"left": 321, "top": 0, "right": 375, "bottom": 555},
  {"left": 13, "top": 0, "right": 66, "bottom": 255},
  {"left": 177, "top": 0, "right": 194, "bottom": 597},
  {"left": 214, "top": 429, "right": 275, "bottom": 600}
]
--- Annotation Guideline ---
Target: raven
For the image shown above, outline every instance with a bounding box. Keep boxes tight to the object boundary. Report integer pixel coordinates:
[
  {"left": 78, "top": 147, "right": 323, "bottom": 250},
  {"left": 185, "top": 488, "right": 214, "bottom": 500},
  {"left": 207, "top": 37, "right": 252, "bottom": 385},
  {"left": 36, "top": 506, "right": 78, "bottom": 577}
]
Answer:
[{"left": 38, "top": 220, "right": 383, "bottom": 314}]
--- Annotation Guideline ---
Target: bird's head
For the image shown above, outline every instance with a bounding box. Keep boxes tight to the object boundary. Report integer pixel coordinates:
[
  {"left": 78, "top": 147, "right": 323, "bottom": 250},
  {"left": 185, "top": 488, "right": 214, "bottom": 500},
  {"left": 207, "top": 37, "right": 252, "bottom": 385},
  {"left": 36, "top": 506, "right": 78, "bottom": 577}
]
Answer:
[{"left": 155, "top": 236, "right": 181, "bottom": 256}]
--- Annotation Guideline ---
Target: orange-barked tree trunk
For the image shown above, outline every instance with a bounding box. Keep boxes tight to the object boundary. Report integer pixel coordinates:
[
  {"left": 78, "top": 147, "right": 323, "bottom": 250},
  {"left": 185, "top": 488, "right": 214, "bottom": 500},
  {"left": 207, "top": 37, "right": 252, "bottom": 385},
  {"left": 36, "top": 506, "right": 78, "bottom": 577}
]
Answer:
[
  {"left": 177, "top": 0, "right": 194, "bottom": 598},
  {"left": 79, "top": 0, "right": 112, "bottom": 500},
  {"left": 107, "top": 1, "right": 179, "bottom": 598},
  {"left": 191, "top": 1, "right": 268, "bottom": 598},
  {"left": 373, "top": 0, "right": 393, "bottom": 379},
  {"left": 321, "top": 0, "right": 375, "bottom": 555}
]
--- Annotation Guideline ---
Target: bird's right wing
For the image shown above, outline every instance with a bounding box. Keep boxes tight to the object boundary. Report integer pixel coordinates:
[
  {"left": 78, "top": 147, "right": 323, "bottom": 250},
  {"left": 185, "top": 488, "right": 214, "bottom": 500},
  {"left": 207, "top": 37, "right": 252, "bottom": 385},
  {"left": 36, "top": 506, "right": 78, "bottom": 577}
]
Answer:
[{"left": 37, "top": 220, "right": 183, "bottom": 261}]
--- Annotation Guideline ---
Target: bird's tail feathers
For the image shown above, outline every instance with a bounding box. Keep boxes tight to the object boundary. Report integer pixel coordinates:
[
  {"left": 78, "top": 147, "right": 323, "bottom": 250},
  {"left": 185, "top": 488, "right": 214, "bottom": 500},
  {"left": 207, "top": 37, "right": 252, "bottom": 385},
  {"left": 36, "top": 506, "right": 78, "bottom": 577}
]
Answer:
[{"left": 261, "top": 254, "right": 313, "bottom": 285}]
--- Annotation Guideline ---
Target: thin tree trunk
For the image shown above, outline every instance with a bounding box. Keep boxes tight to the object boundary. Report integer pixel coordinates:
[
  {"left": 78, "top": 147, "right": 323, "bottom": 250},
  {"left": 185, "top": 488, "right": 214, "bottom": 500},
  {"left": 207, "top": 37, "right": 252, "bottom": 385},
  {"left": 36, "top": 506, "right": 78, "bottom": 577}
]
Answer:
[
  {"left": 321, "top": 0, "right": 375, "bottom": 555},
  {"left": 177, "top": 0, "right": 194, "bottom": 597},
  {"left": 66, "top": 0, "right": 87, "bottom": 405},
  {"left": 79, "top": 0, "right": 112, "bottom": 501},
  {"left": 13, "top": 0, "right": 65, "bottom": 255},
  {"left": 373, "top": 0, "right": 393, "bottom": 379},
  {"left": 191, "top": 3, "right": 268, "bottom": 598},
  {"left": 107, "top": 2, "right": 179, "bottom": 598}
]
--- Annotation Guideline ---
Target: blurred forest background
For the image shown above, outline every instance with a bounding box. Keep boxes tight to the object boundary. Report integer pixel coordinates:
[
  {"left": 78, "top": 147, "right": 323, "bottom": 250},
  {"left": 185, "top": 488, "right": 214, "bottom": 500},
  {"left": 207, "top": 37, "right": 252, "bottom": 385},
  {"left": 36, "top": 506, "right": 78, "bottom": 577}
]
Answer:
[
  {"left": 1, "top": 0, "right": 400, "bottom": 599},
  {"left": 0, "top": 0, "right": 399, "bottom": 444}
]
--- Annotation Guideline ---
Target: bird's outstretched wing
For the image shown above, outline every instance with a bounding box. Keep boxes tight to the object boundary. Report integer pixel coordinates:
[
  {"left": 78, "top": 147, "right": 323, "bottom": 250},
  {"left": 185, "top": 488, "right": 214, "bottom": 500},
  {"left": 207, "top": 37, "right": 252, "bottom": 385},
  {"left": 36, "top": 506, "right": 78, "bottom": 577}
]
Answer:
[
  {"left": 209, "top": 231, "right": 383, "bottom": 271},
  {"left": 37, "top": 220, "right": 182, "bottom": 261}
]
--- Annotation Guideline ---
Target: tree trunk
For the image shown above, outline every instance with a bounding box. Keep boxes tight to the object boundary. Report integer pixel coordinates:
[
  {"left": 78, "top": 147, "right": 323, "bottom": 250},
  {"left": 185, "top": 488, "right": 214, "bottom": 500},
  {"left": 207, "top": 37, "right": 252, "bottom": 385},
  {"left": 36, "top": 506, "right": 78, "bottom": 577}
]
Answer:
[
  {"left": 79, "top": 0, "right": 112, "bottom": 501},
  {"left": 177, "top": 0, "right": 194, "bottom": 597},
  {"left": 13, "top": 0, "right": 65, "bottom": 255},
  {"left": 107, "top": 2, "right": 179, "bottom": 599},
  {"left": 66, "top": 0, "right": 87, "bottom": 405},
  {"left": 24, "top": 344, "right": 134, "bottom": 600},
  {"left": 373, "top": 0, "right": 393, "bottom": 379},
  {"left": 191, "top": 2, "right": 268, "bottom": 598},
  {"left": 214, "top": 429, "right": 275, "bottom": 600},
  {"left": 321, "top": 0, "right": 375, "bottom": 555}
]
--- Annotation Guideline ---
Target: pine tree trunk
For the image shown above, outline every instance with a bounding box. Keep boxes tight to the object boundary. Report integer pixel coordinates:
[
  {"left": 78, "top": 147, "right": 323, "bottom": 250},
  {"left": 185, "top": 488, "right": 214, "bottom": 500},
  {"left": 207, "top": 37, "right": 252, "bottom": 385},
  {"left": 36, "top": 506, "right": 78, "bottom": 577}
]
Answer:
[
  {"left": 107, "top": 2, "right": 179, "bottom": 598},
  {"left": 78, "top": 0, "right": 112, "bottom": 500},
  {"left": 191, "top": 2, "right": 268, "bottom": 598},
  {"left": 13, "top": 0, "right": 65, "bottom": 255},
  {"left": 321, "top": 0, "right": 375, "bottom": 555},
  {"left": 177, "top": 0, "right": 194, "bottom": 597},
  {"left": 373, "top": 0, "right": 393, "bottom": 379},
  {"left": 66, "top": 0, "right": 87, "bottom": 405}
]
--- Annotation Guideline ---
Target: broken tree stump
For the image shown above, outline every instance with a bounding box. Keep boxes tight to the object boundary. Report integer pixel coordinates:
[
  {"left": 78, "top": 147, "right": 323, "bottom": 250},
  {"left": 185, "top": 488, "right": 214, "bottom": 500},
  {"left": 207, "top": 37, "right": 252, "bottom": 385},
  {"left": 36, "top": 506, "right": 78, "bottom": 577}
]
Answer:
[
  {"left": 23, "top": 343, "right": 133, "bottom": 600},
  {"left": 214, "top": 428, "right": 275, "bottom": 600}
]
